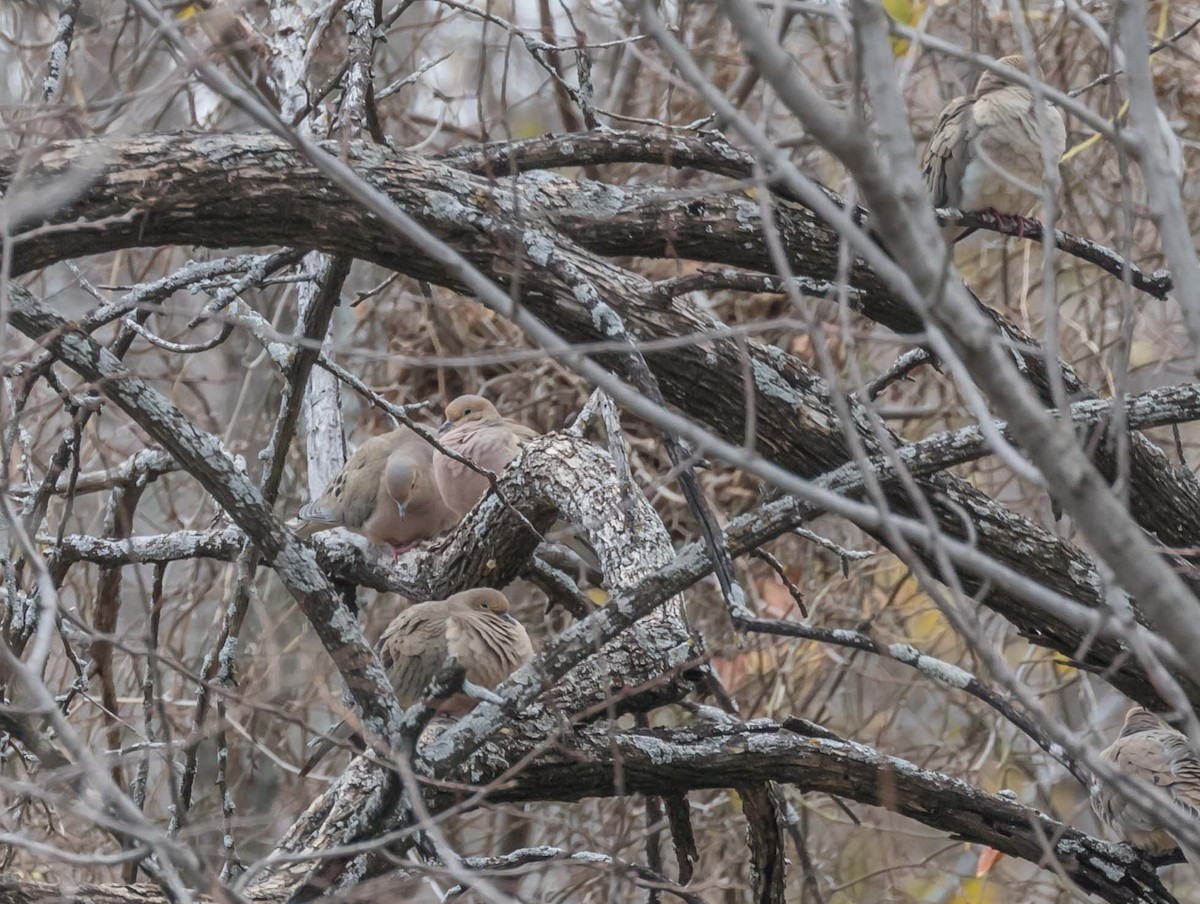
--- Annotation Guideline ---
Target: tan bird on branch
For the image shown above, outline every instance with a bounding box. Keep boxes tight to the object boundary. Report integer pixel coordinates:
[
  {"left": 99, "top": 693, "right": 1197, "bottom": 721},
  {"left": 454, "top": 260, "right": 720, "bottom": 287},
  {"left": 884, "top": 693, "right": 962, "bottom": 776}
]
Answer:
[
  {"left": 433, "top": 393, "right": 602, "bottom": 584},
  {"left": 295, "top": 427, "right": 457, "bottom": 554},
  {"left": 1090, "top": 706, "right": 1200, "bottom": 862},
  {"left": 300, "top": 588, "right": 534, "bottom": 776},
  {"left": 922, "top": 54, "right": 1066, "bottom": 242},
  {"left": 433, "top": 395, "right": 538, "bottom": 518}
]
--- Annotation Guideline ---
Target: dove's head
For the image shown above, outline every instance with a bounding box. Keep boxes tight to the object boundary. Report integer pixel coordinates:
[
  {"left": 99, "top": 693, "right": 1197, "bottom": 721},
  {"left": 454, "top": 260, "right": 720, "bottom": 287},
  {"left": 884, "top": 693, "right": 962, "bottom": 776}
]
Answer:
[
  {"left": 439, "top": 395, "right": 500, "bottom": 433},
  {"left": 975, "top": 55, "right": 1043, "bottom": 96},
  {"left": 384, "top": 455, "right": 422, "bottom": 516},
  {"left": 446, "top": 588, "right": 516, "bottom": 621}
]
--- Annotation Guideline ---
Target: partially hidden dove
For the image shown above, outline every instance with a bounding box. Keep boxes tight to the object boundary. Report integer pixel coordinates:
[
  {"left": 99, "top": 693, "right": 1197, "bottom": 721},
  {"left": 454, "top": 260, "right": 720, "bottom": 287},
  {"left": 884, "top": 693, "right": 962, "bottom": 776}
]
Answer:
[
  {"left": 300, "top": 588, "right": 534, "bottom": 776},
  {"left": 922, "top": 54, "right": 1066, "bottom": 240},
  {"left": 1090, "top": 706, "right": 1200, "bottom": 860},
  {"left": 295, "top": 427, "right": 457, "bottom": 552},
  {"left": 433, "top": 395, "right": 538, "bottom": 518}
]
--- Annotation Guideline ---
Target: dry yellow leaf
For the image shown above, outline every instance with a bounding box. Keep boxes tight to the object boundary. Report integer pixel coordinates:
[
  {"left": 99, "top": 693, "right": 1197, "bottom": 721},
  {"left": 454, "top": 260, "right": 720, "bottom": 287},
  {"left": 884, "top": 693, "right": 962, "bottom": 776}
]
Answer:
[
  {"left": 882, "top": 0, "right": 925, "bottom": 56},
  {"left": 951, "top": 876, "right": 1004, "bottom": 904},
  {"left": 1051, "top": 654, "right": 1077, "bottom": 679}
]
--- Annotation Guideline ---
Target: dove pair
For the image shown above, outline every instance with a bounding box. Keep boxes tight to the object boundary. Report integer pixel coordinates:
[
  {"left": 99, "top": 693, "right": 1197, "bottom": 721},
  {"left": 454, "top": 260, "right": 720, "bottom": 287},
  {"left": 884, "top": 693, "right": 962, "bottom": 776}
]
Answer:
[
  {"left": 294, "top": 397, "right": 537, "bottom": 776},
  {"left": 295, "top": 394, "right": 534, "bottom": 553},
  {"left": 922, "top": 54, "right": 1066, "bottom": 243},
  {"left": 927, "top": 57, "right": 1186, "bottom": 862},
  {"left": 301, "top": 587, "right": 534, "bottom": 776}
]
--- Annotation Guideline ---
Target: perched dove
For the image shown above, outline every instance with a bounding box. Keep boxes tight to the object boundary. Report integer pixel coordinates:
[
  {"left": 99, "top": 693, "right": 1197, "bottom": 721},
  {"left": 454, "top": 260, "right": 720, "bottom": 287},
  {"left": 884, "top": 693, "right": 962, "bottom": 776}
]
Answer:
[
  {"left": 433, "top": 395, "right": 538, "bottom": 518},
  {"left": 922, "top": 54, "right": 1066, "bottom": 239},
  {"left": 300, "top": 588, "right": 534, "bottom": 776},
  {"left": 432, "top": 394, "right": 604, "bottom": 584},
  {"left": 1090, "top": 706, "right": 1200, "bottom": 858},
  {"left": 295, "top": 427, "right": 457, "bottom": 553}
]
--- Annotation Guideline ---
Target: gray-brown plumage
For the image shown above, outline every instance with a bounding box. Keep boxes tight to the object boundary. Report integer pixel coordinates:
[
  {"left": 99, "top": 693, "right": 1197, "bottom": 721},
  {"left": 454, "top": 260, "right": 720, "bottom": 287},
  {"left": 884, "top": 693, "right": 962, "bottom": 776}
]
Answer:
[
  {"left": 433, "top": 395, "right": 538, "bottom": 518},
  {"left": 300, "top": 588, "right": 533, "bottom": 776},
  {"left": 922, "top": 55, "right": 1066, "bottom": 236},
  {"left": 381, "top": 588, "right": 534, "bottom": 709},
  {"left": 1091, "top": 706, "right": 1200, "bottom": 857},
  {"left": 295, "top": 428, "right": 457, "bottom": 552}
]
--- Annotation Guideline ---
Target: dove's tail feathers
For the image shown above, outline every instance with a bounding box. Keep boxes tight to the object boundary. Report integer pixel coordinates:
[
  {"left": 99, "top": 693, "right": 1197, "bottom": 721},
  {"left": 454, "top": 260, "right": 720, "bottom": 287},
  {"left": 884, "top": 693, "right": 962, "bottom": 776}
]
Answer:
[
  {"left": 290, "top": 518, "right": 323, "bottom": 539},
  {"left": 296, "top": 501, "right": 340, "bottom": 533}
]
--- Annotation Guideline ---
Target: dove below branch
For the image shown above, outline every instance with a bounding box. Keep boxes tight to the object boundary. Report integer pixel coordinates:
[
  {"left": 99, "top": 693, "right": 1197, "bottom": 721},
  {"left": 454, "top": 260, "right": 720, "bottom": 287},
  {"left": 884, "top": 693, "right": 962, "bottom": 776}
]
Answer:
[
  {"left": 300, "top": 588, "right": 534, "bottom": 777},
  {"left": 1091, "top": 706, "right": 1200, "bottom": 870}
]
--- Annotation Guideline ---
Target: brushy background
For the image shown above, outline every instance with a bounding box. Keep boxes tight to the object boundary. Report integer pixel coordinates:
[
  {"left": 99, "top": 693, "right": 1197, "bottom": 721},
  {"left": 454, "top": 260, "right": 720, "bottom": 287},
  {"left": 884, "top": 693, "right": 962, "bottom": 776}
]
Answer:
[{"left": 1, "top": 1, "right": 1196, "bottom": 900}]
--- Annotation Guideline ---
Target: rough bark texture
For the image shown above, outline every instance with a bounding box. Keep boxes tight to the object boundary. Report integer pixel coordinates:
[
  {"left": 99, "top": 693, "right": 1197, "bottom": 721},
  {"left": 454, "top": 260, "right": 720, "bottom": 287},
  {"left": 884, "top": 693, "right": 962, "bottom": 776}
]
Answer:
[
  {"left": 494, "top": 720, "right": 1178, "bottom": 904},
  {"left": 0, "top": 719, "right": 1178, "bottom": 904},
  {"left": 5, "top": 133, "right": 1194, "bottom": 711}
]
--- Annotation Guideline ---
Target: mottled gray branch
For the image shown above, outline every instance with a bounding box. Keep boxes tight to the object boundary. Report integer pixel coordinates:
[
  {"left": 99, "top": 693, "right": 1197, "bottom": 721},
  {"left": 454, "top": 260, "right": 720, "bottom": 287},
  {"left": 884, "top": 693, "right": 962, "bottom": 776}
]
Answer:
[
  {"left": 7, "top": 449, "right": 178, "bottom": 499},
  {"left": 5, "top": 283, "right": 407, "bottom": 758},
  {"left": 40, "top": 0, "right": 82, "bottom": 104},
  {"left": 489, "top": 720, "right": 1177, "bottom": 904}
]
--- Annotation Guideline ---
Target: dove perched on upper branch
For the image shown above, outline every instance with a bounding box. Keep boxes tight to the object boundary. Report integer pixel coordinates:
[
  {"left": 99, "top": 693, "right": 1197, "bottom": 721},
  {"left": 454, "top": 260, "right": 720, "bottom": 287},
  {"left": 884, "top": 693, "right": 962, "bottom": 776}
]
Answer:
[
  {"left": 433, "top": 395, "right": 538, "bottom": 518},
  {"left": 433, "top": 393, "right": 604, "bottom": 584},
  {"left": 1090, "top": 706, "right": 1200, "bottom": 861},
  {"left": 295, "top": 427, "right": 457, "bottom": 553},
  {"left": 922, "top": 54, "right": 1066, "bottom": 240}
]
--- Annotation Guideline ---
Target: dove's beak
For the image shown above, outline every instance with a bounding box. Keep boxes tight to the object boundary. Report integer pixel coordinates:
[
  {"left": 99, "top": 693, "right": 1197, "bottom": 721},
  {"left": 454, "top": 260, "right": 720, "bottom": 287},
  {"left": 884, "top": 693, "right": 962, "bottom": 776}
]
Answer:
[
  {"left": 502, "top": 612, "right": 519, "bottom": 625},
  {"left": 395, "top": 502, "right": 407, "bottom": 519},
  {"left": 438, "top": 420, "right": 452, "bottom": 434}
]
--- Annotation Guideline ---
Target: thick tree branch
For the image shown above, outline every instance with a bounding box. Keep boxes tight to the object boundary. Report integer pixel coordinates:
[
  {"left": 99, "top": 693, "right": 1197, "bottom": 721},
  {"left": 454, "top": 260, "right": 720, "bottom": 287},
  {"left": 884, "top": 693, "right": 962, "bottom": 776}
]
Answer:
[
  {"left": 5, "top": 134, "right": 1199, "bottom": 710},
  {"left": 5, "top": 283, "right": 408, "bottom": 756},
  {"left": 437, "top": 129, "right": 1172, "bottom": 300},
  {"left": 487, "top": 720, "right": 1178, "bottom": 904}
]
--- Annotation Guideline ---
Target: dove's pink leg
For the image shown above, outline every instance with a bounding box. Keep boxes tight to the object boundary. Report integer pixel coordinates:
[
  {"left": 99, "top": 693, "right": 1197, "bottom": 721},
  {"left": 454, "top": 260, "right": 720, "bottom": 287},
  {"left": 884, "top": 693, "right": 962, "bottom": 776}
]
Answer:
[{"left": 388, "top": 541, "right": 417, "bottom": 561}]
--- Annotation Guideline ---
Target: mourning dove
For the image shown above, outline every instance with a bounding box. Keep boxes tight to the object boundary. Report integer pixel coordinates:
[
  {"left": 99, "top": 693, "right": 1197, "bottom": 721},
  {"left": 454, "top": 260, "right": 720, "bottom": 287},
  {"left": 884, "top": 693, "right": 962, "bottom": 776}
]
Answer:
[
  {"left": 295, "top": 427, "right": 457, "bottom": 553},
  {"left": 300, "top": 588, "right": 534, "bottom": 776},
  {"left": 922, "top": 54, "right": 1066, "bottom": 240},
  {"left": 433, "top": 395, "right": 538, "bottom": 518},
  {"left": 433, "top": 394, "right": 603, "bottom": 584},
  {"left": 1090, "top": 706, "right": 1200, "bottom": 858}
]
